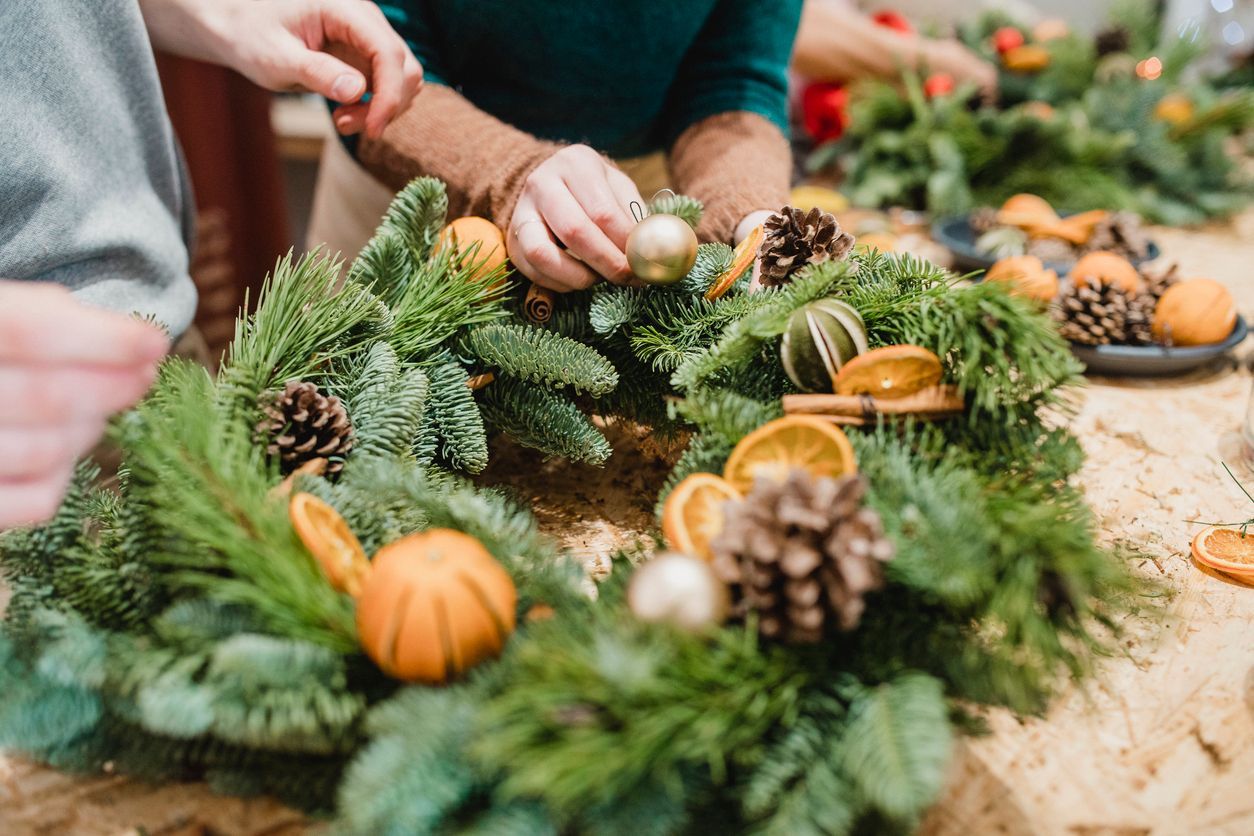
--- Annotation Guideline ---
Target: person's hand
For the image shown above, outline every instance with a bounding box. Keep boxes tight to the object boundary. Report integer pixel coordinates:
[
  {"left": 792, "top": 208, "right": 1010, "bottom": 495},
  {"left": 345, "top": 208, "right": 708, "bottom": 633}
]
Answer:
[
  {"left": 921, "top": 40, "right": 998, "bottom": 98},
  {"left": 0, "top": 283, "right": 169, "bottom": 529},
  {"left": 506, "top": 145, "right": 645, "bottom": 292},
  {"left": 140, "top": 0, "right": 422, "bottom": 138}
]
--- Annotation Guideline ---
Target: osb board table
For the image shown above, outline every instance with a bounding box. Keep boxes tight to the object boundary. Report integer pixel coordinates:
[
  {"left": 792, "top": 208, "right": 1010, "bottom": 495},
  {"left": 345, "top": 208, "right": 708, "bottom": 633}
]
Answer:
[{"left": 3, "top": 212, "right": 1253, "bottom": 835}]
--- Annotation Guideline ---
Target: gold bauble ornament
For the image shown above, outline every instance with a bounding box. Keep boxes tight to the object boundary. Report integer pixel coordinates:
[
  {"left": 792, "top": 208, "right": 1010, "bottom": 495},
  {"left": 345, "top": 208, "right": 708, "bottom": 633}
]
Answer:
[
  {"left": 626, "top": 213, "right": 699, "bottom": 286},
  {"left": 627, "top": 552, "right": 729, "bottom": 631}
]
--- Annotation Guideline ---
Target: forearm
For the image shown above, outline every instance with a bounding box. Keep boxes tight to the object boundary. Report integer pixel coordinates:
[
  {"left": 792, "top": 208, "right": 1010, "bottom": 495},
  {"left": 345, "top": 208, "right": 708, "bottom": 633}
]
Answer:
[
  {"left": 357, "top": 85, "right": 561, "bottom": 229},
  {"left": 668, "top": 112, "right": 791, "bottom": 244},
  {"left": 793, "top": 2, "right": 922, "bottom": 82}
]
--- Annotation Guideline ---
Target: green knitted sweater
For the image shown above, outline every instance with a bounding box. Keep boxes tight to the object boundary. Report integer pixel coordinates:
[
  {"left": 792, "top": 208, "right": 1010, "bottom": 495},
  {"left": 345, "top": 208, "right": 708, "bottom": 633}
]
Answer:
[{"left": 372, "top": 0, "right": 802, "bottom": 157}]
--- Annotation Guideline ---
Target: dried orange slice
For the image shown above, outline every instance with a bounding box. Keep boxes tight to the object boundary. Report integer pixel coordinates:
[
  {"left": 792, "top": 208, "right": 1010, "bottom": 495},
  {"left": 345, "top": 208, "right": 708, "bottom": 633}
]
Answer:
[
  {"left": 834, "top": 345, "right": 943, "bottom": 399},
  {"left": 1190, "top": 526, "right": 1254, "bottom": 583},
  {"left": 290, "top": 492, "right": 372, "bottom": 597},
  {"left": 723, "top": 416, "right": 857, "bottom": 494},
  {"left": 705, "top": 224, "right": 763, "bottom": 300},
  {"left": 662, "top": 473, "right": 742, "bottom": 561}
]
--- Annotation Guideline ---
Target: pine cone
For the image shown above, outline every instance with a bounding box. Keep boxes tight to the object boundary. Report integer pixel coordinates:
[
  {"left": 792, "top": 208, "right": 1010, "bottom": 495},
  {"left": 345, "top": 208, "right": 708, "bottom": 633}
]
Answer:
[
  {"left": 709, "top": 470, "right": 894, "bottom": 643},
  {"left": 1054, "top": 282, "right": 1155, "bottom": 346},
  {"left": 1025, "top": 236, "right": 1077, "bottom": 265},
  {"left": 758, "top": 206, "right": 856, "bottom": 287},
  {"left": 1095, "top": 26, "right": 1131, "bottom": 57},
  {"left": 256, "top": 381, "right": 354, "bottom": 475},
  {"left": 969, "top": 206, "right": 1002, "bottom": 235},
  {"left": 1085, "top": 211, "right": 1149, "bottom": 261},
  {"left": 1140, "top": 261, "right": 1181, "bottom": 304}
]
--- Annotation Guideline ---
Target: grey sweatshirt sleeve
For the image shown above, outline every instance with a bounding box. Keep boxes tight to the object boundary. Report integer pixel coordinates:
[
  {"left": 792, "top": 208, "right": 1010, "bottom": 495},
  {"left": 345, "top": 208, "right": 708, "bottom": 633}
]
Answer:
[{"left": 0, "top": 0, "right": 197, "bottom": 337}]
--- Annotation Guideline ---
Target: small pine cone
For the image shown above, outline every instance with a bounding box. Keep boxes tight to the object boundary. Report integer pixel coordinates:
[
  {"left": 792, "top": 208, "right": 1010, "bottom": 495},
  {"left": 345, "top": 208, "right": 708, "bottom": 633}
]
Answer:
[
  {"left": 709, "top": 470, "right": 894, "bottom": 643},
  {"left": 256, "top": 381, "right": 354, "bottom": 475},
  {"left": 1054, "top": 282, "right": 1154, "bottom": 346},
  {"left": 969, "top": 206, "right": 1001, "bottom": 235},
  {"left": 1025, "top": 236, "right": 1077, "bottom": 265},
  {"left": 1085, "top": 211, "right": 1149, "bottom": 261},
  {"left": 1140, "top": 261, "right": 1181, "bottom": 304},
  {"left": 758, "top": 206, "right": 856, "bottom": 287},
  {"left": 1095, "top": 26, "right": 1131, "bottom": 57}
]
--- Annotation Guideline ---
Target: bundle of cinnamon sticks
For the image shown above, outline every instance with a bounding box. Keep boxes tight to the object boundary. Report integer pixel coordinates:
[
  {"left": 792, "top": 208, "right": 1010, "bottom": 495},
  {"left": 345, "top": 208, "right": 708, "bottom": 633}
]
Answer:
[{"left": 782, "top": 385, "right": 964, "bottom": 426}]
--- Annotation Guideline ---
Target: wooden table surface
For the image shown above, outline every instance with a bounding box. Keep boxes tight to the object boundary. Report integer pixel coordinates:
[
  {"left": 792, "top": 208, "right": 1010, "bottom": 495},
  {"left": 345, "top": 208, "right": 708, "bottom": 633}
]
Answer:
[{"left": 4, "top": 212, "right": 1253, "bottom": 836}]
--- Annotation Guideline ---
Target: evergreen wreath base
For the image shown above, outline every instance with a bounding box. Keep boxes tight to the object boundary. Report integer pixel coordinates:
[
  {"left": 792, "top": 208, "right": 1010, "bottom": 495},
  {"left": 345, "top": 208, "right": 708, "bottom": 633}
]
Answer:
[{"left": 0, "top": 178, "right": 1152, "bottom": 834}]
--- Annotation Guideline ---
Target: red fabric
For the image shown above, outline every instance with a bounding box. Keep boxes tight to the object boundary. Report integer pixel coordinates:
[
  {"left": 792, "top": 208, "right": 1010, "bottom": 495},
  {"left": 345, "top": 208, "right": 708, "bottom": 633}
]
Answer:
[
  {"left": 870, "top": 10, "right": 914, "bottom": 36},
  {"left": 155, "top": 54, "right": 290, "bottom": 363}
]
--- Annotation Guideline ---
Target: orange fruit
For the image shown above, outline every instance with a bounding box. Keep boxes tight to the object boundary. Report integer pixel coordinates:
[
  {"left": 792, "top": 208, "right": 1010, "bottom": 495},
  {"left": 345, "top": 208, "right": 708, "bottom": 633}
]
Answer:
[
  {"left": 437, "top": 217, "right": 508, "bottom": 286},
  {"left": 289, "top": 492, "right": 372, "bottom": 597},
  {"left": 661, "top": 473, "right": 742, "bottom": 561},
  {"left": 706, "top": 224, "right": 763, "bottom": 300},
  {"left": 854, "top": 232, "right": 898, "bottom": 253},
  {"left": 1191, "top": 526, "right": 1254, "bottom": 584},
  {"left": 1153, "top": 278, "right": 1237, "bottom": 346},
  {"left": 834, "top": 345, "right": 944, "bottom": 399},
  {"left": 1070, "top": 251, "right": 1141, "bottom": 294},
  {"left": 986, "top": 255, "right": 1060, "bottom": 303},
  {"left": 1002, "top": 44, "right": 1051, "bottom": 73},
  {"left": 996, "top": 193, "right": 1058, "bottom": 229},
  {"left": 723, "top": 416, "right": 857, "bottom": 494}
]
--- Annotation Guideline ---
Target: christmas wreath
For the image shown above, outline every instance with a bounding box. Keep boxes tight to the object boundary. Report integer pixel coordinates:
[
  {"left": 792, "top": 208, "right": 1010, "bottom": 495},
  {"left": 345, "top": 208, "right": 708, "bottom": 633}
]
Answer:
[{"left": 0, "top": 179, "right": 1147, "bottom": 834}]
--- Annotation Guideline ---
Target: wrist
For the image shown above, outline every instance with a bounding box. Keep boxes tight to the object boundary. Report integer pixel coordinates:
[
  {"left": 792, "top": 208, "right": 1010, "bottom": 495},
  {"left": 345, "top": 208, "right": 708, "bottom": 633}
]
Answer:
[
  {"left": 138, "top": 0, "right": 243, "bottom": 67},
  {"left": 735, "top": 210, "right": 776, "bottom": 244}
]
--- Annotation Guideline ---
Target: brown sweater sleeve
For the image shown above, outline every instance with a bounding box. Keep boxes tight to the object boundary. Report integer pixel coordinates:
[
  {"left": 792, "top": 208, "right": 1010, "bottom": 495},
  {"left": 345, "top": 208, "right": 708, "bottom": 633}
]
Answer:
[
  {"left": 356, "top": 84, "right": 561, "bottom": 230},
  {"left": 668, "top": 111, "right": 792, "bottom": 244}
]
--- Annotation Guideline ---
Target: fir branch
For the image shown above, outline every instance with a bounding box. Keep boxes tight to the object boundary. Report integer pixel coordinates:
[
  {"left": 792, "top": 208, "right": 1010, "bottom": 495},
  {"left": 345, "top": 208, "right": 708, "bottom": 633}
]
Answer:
[
  {"left": 649, "top": 193, "right": 704, "bottom": 229},
  {"left": 344, "top": 342, "right": 430, "bottom": 462},
  {"left": 347, "top": 232, "right": 415, "bottom": 307},
  {"left": 460, "top": 322, "right": 619, "bottom": 396},
  {"left": 426, "top": 361, "right": 490, "bottom": 474},
  {"left": 377, "top": 176, "right": 449, "bottom": 262},
  {"left": 589, "top": 284, "right": 649, "bottom": 338},
  {"left": 630, "top": 292, "right": 756, "bottom": 373},
  {"left": 478, "top": 377, "right": 612, "bottom": 466},
  {"left": 672, "top": 387, "right": 782, "bottom": 448}
]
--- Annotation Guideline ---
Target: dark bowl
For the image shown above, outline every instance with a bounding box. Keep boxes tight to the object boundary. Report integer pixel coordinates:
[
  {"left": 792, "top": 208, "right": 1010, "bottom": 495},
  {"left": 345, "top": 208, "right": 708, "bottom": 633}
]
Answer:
[
  {"left": 932, "top": 215, "right": 1161, "bottom": 275},
  {"left": 1069, "top": 316, "right": 1248, "bottom": 377}
]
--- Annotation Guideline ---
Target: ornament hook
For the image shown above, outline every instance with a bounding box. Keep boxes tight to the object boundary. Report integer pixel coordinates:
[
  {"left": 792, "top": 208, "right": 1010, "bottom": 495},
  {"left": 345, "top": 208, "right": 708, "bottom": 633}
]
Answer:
[{"left": 629, "top": 200, "right": 646, "bottom": 224}]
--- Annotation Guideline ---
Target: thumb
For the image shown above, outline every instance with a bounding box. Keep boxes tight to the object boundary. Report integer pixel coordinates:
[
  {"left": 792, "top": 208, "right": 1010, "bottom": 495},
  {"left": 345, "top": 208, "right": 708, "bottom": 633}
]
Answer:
[{"left": 290, "top": 49, "right": 368, "bottom": 103}]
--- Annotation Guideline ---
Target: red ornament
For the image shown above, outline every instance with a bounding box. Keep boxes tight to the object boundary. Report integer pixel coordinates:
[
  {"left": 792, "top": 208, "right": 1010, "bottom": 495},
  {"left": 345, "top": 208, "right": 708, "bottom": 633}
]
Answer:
[
  {"left": 871, "top": 10, "right": 914, "bottom": 35},
  {"left": 801, "top": 82, "right": 850, "bottom": 143},
  {"left": 992, "top": 27, "right": 1026, "bottom": 55},
  {"left": 923, "top": 73, "right": 956, "bottom": 98}
]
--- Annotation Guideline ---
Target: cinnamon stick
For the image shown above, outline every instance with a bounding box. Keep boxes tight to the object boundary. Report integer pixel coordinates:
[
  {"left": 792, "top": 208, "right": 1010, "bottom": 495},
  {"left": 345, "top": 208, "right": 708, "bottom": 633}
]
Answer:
[
  {"left": 466, "top": 372, "right": 495, "bottom": 391},
  {"left": 782, "top": 385, "right": 964, "bottom": 421},
  {"left": 524, "top": 282, "right": 555, "bottom": 324}
]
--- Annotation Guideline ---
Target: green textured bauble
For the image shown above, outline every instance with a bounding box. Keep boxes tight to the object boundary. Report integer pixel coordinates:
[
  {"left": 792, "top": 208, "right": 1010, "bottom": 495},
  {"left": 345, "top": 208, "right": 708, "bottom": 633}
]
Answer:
[
  {"left": 781, "top": 299, "right": 869, "bottom": 393},
  {"left": 626, "top": 214, "right": 699, "bottom": 286}
]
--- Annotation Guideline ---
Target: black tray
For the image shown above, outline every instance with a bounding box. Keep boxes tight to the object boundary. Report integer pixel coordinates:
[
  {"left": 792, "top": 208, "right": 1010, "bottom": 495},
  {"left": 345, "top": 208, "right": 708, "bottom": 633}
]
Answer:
[
  {"left": 1069, "top": 316, "right": 1248, "bottom": 377},
  {"left": 933, "top": 215, "right": 1161, "bottom": 274}
]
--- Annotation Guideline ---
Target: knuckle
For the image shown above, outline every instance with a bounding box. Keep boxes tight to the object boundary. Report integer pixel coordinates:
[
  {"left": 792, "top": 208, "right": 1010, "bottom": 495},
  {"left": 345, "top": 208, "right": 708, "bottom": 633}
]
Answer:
[{"left": 588, "top": 203, "right": 620, "bottom": 229}]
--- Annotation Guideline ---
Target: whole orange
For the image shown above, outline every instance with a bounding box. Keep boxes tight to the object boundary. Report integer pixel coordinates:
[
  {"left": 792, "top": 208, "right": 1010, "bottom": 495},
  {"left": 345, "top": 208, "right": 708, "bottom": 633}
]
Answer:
[
  {"left": 986, "top": 255, "right": 1060, "bottom": 303},
  {"left": 436, "top": 217, "right": 508, "bottom": 286},
  {"left": 1152, "top": 278, "right": 1237, "bottom": 346},
  {"left": 356, "top": 528, "right": 517, "bottom": 683},
  {"left": 1070, "top": 251, "right": 1141, "bottom": 294}
]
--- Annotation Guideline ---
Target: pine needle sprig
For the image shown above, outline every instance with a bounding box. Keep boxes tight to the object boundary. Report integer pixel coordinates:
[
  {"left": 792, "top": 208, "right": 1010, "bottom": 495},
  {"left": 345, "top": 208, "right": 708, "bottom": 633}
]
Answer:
[
  {"left": 478, "top": 376, "right": 613, "bottom": 466},
  {"left": 425, "top": 361, "right": 490, "bottom": 474},
  {"left": 459, "top": 322, "right": 619, "bottom": 396},
  {"left": 385, "top": 249, "right": 510, "bottom": 362},
  {"left": 648, "top": 193, "right": 704, "bottom": 229}
]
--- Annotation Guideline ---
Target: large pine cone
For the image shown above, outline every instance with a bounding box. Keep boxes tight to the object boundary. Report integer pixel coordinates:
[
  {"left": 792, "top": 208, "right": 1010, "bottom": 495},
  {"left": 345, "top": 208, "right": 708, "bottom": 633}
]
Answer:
[
  {"left": 1054, "top": 282, "right": 1155, "bottom": 346},
  {"left": 256, "top": 381, "right": 354, "bottom": 475},
  {"left": 1140, "top": 261, "right": 1181, "bottom": 304},
  {"left": 709, "top": 470, "right": 894, "bottom": 643},
  {"left": 1085, "top": 211, "right": 1150, "bottom": 261},
  {"left": 758, "top": 206, "right": 856, "bottom": 287}
]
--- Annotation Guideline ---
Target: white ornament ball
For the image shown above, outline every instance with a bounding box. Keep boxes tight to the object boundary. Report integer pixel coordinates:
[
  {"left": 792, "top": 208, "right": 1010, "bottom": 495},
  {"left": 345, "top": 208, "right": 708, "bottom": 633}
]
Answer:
[{"left": 627, "top": 551, "right": 729, "bottom": 631}]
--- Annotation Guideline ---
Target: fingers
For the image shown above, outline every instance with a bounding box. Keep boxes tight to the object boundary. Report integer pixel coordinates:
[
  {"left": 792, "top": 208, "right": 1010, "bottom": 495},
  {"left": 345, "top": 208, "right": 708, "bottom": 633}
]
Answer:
[
  {"left": 562, "top": 167, "right": 638, "bottom": 254},
  {"left": 319, "top": 0, "right": 419, "bottom": 138},
  {"left": 535, "top": 185, "right": 631, "bottom": 282},
  {"left": 0, "top": 283, "right": 169, "bottom": 367},
  {"left": 0, "top": 468, "right": 74, "bottom": 529},
  {"left": 0, "top": 421, "right": 105, "bottom": 480},
  {"left": 292, "top": 49, "right": 367, "bottom": 103},
  {"left": 507, "top": 199, "right": 599, "bottom": 292},
  {"left": 332, "top": 101, "right": 370, "bottom": 135},
  {"left": 0, "top": 363, "right": 158, "bottom": 425}
]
